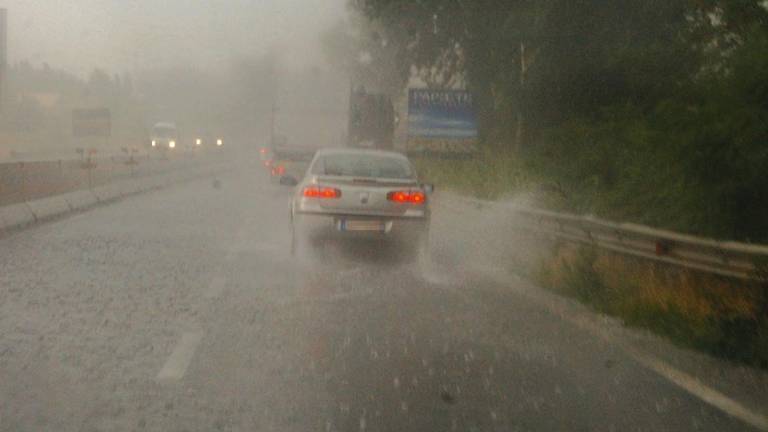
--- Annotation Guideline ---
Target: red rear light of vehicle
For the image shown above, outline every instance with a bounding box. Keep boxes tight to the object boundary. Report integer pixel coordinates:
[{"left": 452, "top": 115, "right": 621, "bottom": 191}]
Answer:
[
  {"left": 303, "top": 186, "right": 341, "bottom": 199},
  {"left": 389, "top": 191, "right": 409, "bottom": 203},
  {"left": 387, "top": 190, "right": 426, "bottom": 205},
  {"left": 277, "top": 165, "right": 286, "bottom": 175},
  {"left": 410, "top": 191, "right": 426, "bottom": 204}
]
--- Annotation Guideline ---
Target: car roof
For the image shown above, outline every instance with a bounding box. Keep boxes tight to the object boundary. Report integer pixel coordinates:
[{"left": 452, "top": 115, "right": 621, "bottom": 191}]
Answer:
[{"left": 315, "top": 147, "right": 409, "bottom": 160}]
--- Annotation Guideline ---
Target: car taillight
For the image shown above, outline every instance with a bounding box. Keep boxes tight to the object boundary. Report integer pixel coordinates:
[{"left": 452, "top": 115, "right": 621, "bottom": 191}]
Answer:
[
  {"left": 387, "top": 190, "right": 426, "bottom": 205},
  {"left": 303, "top": 186, "right": 342, "bottom": 199},
  {"left": 277, "top": 165, "right": 285, "bottom": 175}
]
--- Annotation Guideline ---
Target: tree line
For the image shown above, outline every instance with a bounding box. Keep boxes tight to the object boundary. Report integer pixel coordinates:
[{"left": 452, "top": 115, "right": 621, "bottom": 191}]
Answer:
[{"left": 348, "top": 0, "right": 768, "bottom": 242}]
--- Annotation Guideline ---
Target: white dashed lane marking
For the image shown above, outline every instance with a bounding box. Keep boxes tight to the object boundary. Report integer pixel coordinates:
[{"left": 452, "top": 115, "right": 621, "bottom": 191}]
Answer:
[{"left": 156, "top": 331, "right": 204, "bottom": 382}]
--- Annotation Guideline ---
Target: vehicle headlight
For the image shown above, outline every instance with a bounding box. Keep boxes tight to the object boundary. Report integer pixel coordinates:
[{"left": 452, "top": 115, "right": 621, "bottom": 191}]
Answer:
[
  {"left": 196, "top": 139, "right": 202, "bottom": 146},
  {"left": 169, "top": 141, "right": 176, "bottom": 149},
  {"left": 216, "top": 139, "right": 223, "bottom": 146},
  {"left": 151, "top": 140, "right": 157, "bottom": 147}
]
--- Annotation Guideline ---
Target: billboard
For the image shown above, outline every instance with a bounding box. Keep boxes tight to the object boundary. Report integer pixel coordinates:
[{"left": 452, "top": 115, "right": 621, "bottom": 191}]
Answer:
[
  {"left": 407, "top": 89, "right": 478, "bottom": 155},
  {"left": 73, "top": 108, "right": 111, "bottom": 138}
]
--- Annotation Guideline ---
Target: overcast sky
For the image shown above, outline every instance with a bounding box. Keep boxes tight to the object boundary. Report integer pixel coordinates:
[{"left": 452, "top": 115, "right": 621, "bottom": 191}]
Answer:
[{"left": 0, "top": 0, "right": 348, "bottom": 77}]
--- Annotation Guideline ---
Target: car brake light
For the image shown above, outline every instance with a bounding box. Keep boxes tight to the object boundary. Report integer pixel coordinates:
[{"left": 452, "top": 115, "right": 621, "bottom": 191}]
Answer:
[
  {"left": 389, "top": 191, "right": 409, "bottom": 203},
  {"left": 277, "top": 165, "right": 285, "bottom": 175},
  {"left": 303, "top": 186, "right": 341, "bottom": 199},
  {"left": 387, "top": 190, "right": 426, "bottom": 204}
]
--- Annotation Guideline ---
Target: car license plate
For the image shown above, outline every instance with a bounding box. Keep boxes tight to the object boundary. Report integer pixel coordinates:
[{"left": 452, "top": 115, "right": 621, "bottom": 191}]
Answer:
[{"left": 340, "top": 219, "right": 385, "bottom": 232}]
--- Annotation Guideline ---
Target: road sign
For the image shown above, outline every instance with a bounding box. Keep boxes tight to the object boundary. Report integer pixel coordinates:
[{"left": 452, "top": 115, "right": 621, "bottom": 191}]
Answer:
[
  {"left": 73, "top": 108, "right": 111, "bottom": 138},
  {"left": 407, "top": 89, "right": 478, "bottom": 155}
]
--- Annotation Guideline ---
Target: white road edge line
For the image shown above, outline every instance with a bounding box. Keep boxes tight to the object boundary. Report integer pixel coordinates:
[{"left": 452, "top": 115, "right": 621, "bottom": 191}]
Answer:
[
  {"left": 156, "top": 331, "right": 204, "bottom": 382},
  {"left": 628, "top": 347, "right": 768, "bottom": 431},
  {"left": 475, "top": 266, "right": 768, "bottom": 431}
]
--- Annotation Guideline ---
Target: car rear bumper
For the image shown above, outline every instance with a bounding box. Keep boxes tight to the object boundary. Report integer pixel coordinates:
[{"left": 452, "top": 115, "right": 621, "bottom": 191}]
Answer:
[{"left": 294, "top": 211, "right": 428, "bottom": 246}]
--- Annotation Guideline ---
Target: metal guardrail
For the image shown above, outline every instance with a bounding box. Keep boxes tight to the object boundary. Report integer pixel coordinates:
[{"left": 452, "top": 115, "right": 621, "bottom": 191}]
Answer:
[{"left": 446, "top": 195, "right": 768, "bottom": 280}]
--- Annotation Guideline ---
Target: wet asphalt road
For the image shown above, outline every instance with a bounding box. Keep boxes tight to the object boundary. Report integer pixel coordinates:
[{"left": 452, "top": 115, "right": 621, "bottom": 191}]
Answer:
[{"left": 0, "top": 163, "right": 760, "bottom": 431}]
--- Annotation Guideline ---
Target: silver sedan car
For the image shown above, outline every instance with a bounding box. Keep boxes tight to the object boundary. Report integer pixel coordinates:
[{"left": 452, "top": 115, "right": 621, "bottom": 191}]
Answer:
[{"left": 288, "top": 148, "right": 433, "bottom": 259}]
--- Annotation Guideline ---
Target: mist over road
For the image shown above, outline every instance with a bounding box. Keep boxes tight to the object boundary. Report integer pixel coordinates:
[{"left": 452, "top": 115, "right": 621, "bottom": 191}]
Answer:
[{"left": 0, "top": 159, "right": 762, "bottom": 432}]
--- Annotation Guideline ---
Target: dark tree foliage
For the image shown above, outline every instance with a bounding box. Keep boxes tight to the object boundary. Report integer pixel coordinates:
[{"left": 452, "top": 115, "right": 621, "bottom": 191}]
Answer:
[{"left": 353, "top": 0, "right": 768, "bottom": 241}]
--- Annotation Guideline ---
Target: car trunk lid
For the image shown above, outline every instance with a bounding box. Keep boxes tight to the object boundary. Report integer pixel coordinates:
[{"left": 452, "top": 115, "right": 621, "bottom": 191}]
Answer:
[{"left": 313, "top": 175, "right": 419, "bottom": 216}]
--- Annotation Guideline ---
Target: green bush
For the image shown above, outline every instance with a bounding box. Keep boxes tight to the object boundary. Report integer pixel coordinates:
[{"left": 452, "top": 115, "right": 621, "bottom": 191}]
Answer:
[
  {"left": 412, "top": 149, "right": 532, "bottom": 200},
  {"left": 525, "top": 30, "right": 768, "bottom": 242}
]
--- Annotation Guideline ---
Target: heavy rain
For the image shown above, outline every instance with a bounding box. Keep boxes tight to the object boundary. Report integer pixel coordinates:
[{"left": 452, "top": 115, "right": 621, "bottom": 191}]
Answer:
[{"left": 1, "top": 1, "right": 767, "bottom": 431}]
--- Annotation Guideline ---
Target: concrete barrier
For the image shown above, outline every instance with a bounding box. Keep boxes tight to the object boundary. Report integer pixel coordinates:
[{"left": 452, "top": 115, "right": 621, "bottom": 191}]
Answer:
[
  {"left": 0, "top": 159, "right": 231, "bottom": 235},
  {"left": 92, "top": 184, "right": 124, "bottom": 202},
  {"left": 62, "top": 190, "right": 99, "bottom": 211},
  {"left": 116, "top": 182, "right": 137, "bottom": 196},
  {"left": 135, "top": 178, "right": 158, "bottom": 192},
  {"left": 26, "top": 195, "right": 72, "bottom": 221},
  {"left": 0, "top": 203, "right": 36, "bottom": 231}
]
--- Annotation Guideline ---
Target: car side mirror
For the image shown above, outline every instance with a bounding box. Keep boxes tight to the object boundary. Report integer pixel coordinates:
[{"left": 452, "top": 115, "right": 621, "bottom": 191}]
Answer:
[
  {"left": 280, "top": 175, "right": 299, "bottom": 187},
  {"left": 422, "top": 183, "right": 435, "bottom": 195}
]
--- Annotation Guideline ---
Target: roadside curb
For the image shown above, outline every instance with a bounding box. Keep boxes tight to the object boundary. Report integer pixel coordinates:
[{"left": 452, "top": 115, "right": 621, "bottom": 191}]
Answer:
[
  {"left": 62, "top": 190, "right": 99, "bottom": 211},
  {"left": 26, "top": 195, "right": 72, "bottom": 222},
  {"left": 0, "top": 162, "right": 229, "bottom": 237},
  {"left": 0, "top": 202, "right": 36, "bottom": 233}
]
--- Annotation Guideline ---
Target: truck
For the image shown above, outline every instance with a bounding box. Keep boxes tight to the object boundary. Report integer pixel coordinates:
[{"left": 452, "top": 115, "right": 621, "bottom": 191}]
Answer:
[{"left": 347, "top": 86, "right": 396, "bottom": 150}]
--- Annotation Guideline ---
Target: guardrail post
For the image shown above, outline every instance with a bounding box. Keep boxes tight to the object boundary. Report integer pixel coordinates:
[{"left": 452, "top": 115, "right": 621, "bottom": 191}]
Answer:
[{"left": 655, "top": 240, "right": 671, "bottom": 256}]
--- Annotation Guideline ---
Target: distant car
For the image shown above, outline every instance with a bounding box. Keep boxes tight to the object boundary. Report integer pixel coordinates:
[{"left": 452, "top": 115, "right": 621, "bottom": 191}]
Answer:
[
  {"left": 191, "top": 135, "right": 225, "bottom": 149},
  {"left": 270, "top": 161, "right": 287, "bottom": 183},
  {"left": 270, "top": 146, "right": 316, "bottom": 185},
  {"left": 288, "top": 148, "right": 433, "bottom": 259},
  {"left": 150, "top": 122, "right": 179, "bottom": 152}
]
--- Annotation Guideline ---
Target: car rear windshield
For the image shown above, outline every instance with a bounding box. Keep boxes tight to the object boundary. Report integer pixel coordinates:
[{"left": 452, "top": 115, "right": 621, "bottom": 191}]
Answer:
[{"left": 311, "top": 154, "right": 414, "bottom": 179}]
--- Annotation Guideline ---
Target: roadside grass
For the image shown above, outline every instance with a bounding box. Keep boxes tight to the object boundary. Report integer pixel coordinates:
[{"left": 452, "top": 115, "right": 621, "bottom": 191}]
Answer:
[
  {"left": 412, "top": 150, "right": 532, "bottom": 200},
  {"left": 417, "top": 153, "right": 768, "bottom": 368},
  {"left": 536, "top": 243, "right": 768, "bottom": 369}
]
